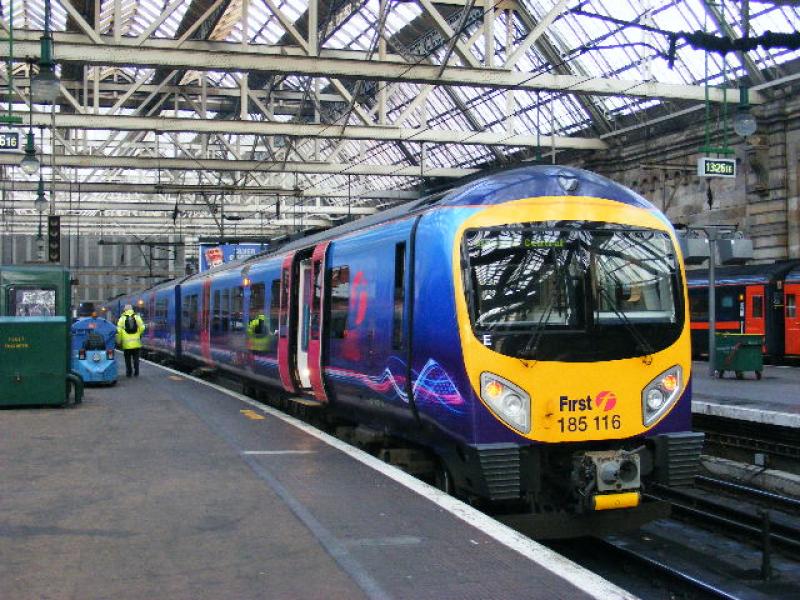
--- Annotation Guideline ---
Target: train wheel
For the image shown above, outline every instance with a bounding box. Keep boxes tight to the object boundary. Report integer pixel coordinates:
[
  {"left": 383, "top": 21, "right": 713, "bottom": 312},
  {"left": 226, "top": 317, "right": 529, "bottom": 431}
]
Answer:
[
  {"left": 735, "top": 371, "right": 744, "bottom": 380},
  {"left": 434, "top": 460, "right": 453, "bottom": 495},
  {"left": 756, "top": 370, "right": 763, "bottom": 380}
]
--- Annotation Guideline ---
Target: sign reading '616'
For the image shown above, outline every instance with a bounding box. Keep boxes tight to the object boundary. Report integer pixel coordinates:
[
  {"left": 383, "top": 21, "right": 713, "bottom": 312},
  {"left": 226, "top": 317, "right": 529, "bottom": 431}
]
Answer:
[
  {"left": 0, "top": 130, "right": 20, "bottom": 152},
  {"left": 697, "top": 157, "right": 736, "bottom": 178}
]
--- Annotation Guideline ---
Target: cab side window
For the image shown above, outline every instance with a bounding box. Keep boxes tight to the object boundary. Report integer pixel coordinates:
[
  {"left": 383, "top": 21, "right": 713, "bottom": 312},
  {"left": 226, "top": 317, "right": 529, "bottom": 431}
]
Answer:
[{"left": 329, "top": 266, "right": 350, "bottom": 338}]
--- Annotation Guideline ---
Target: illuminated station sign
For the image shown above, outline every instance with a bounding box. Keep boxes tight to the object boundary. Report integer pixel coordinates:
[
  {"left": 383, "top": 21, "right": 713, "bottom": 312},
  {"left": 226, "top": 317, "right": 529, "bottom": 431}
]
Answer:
[{"left": 697, "top": 157, "right": 736, "bottom": 178}]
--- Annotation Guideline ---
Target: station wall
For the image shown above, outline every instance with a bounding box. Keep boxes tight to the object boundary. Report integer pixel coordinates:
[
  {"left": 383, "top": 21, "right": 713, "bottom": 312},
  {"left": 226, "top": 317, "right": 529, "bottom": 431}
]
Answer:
[{"left": 583, "top": 94, "right": 800, "bottom": 262}]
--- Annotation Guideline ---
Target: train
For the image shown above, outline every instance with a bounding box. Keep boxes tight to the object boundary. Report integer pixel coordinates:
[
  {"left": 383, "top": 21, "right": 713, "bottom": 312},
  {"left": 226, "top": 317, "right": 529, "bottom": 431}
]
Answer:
[
  {"left": 686, "top": 260, "right": 800, "bottom": 359},
  {"left": 110, "top": 166, "right": 703, "bottom": 534}
]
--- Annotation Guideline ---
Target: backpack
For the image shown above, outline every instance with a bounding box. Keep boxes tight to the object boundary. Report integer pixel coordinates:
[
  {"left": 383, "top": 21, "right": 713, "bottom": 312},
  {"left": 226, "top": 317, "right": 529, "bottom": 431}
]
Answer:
[{"left": 124, "top": 314, "right": 138, "bottom": 334}]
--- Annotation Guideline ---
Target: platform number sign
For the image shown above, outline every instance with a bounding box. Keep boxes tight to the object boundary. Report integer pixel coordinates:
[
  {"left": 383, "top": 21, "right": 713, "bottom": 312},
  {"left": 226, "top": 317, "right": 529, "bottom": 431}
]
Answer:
[
  {"left": 0, "top": 130, "right": 20, "bottom": 152},
  {"left": 47, "top": 215, "right": 61, "bottom": 263},
  {"left": 697, "top": 157, "right": 736, "bottom": 178}
]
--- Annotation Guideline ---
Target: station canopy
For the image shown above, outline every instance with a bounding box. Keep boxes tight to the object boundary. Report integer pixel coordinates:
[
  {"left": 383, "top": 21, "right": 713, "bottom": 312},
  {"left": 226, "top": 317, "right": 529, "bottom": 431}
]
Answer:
[{"left": 1, "top": 0, "right": 799, "bottom": 238}]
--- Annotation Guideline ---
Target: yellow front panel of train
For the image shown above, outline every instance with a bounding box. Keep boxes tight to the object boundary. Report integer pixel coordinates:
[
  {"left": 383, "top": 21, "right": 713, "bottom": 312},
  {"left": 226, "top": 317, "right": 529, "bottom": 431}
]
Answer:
[{"left": 452, "top": 196, "right": 692, "bottom": 443}]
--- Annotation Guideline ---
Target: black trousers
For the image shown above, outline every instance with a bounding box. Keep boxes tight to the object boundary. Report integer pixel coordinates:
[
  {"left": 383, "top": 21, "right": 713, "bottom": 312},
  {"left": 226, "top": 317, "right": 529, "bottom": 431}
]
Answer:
[{"left": 123, "top": 348, "right": 140, "bottom": 376}]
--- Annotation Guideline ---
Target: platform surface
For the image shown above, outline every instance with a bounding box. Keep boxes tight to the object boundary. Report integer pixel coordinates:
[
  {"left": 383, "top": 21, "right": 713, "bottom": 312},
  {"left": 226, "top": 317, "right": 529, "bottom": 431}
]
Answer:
[
  {"left": 691, "top": 361, "right": 800, "bottom": 428},
  {"left": 0, "top": 361, "right": 626, "bottom": 600}
]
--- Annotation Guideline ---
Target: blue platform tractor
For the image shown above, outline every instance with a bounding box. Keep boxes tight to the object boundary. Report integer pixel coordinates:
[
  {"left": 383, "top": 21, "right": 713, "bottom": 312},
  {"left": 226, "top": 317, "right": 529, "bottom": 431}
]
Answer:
[{"left": 71, "top": 316, "right": 118, "bottom": 385}]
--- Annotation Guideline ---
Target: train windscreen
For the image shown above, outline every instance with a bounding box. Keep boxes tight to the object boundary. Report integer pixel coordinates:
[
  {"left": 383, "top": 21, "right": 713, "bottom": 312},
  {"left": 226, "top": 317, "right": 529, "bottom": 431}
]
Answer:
[{"left": 462, "top": 222, "right": 683, "bottom": 362}]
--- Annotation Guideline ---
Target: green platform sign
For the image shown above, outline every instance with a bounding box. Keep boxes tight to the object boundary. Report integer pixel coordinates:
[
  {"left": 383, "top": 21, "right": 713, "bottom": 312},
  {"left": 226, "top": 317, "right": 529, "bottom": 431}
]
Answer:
[{"left": 697, "top": 157, "right": 736, "bottom": 178}]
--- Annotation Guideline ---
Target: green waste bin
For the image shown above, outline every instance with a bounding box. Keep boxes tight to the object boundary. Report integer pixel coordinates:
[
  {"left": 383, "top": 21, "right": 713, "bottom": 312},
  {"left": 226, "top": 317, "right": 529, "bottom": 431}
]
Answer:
[{"left": 714, "top": 333, "right": 764, "bottom": 380}]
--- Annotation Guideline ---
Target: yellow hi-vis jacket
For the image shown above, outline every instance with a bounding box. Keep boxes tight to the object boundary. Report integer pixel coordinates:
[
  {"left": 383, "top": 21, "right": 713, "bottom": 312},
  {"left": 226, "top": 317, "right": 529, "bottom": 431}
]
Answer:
[
  {"left": 117, "top": 310, "right": 146, "bottom": 350},
  {"left": 247, "top": 315, "right": 270, "bottom": 352}
]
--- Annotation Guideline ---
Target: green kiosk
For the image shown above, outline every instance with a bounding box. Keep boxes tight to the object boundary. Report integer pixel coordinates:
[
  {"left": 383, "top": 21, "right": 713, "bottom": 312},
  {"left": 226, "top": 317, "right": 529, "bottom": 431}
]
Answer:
[{"left": 0, "top": 265, "right": 83, "bottom": 406}]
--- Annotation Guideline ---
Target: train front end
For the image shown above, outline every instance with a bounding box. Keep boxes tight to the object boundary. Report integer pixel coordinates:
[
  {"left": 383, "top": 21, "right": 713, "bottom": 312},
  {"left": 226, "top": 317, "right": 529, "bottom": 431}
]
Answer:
[{"left": 452, "top": 170, "right": 702, "bottom": 521}]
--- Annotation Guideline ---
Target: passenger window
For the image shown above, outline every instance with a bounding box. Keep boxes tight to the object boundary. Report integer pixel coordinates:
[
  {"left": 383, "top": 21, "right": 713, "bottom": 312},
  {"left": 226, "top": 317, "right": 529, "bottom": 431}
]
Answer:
[
  {"left": 7, "top": 287, "right": 56, "bottom": 316},
  {"left": 269, "top": 279, "right": 281, "bottom": 334},
  {"left": 752, "top": 295, "right": 763, "bottom": 318},
  {"left": 720, "top": 295, "right": 735, "bottom": 308},
  {"left": 329, "top": 266, "right": 350, "bottom": 339},
  {"left": 249, "top": 283, "right": 265, "bottom": 334},
  {"left": 392, "top": 243, "right": 406, "bottom": 350},
  {"left": 212, "top": 290, "right": 221, "bottom": 333},
  {"left": 221, "top": 288, "right": 231, "bottom": 332},
  {"left": 689, "top": 293, "right": 708, "bottom": 321},
  {"left": 183, "top": 294, "right": 199, "bottom": 331},
  {"left": 787, "top": 294, "right": 797, "bottom": 318},
  {"left": 231, "top": 286, "right": 244, "bottom": 331}
]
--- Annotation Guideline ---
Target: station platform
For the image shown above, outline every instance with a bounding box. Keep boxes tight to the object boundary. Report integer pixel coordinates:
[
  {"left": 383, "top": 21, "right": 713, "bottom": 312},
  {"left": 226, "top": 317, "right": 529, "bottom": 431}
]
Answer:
[
  {"left": 0, "top": 360, "right": 630, "bottom": 600},
  {"left": 691, "top": 361, "right": 800, "bottom": 428}
]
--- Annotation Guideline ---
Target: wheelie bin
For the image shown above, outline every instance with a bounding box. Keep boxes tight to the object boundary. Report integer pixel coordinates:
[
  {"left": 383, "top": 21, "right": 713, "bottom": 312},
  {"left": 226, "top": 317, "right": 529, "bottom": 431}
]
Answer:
[{"left": 714, "top": 333, "right": 764, "bottom": 380}]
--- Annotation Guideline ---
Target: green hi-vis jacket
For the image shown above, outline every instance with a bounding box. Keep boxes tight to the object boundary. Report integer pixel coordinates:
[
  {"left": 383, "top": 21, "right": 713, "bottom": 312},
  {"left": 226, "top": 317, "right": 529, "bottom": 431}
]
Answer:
[{"left": 116, "top": 310, "right": 146, "bottom": 350}]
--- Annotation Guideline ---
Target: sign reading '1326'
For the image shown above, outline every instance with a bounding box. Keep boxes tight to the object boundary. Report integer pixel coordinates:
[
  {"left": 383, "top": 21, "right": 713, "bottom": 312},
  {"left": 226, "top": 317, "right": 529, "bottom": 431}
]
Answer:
[
  {"left": 697, "top": 157, "right": 736, "bottom": 178},
  {"left": 0, "top": 130, "right": 20, "bottom": 152}
]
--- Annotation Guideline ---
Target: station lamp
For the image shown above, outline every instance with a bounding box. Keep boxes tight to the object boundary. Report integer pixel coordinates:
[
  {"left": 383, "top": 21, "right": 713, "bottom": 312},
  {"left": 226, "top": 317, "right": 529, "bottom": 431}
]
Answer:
[
  {"left": 31, "top": 0, "right": 61, "bottom": 104},
  {"left": 20, "top": 67, "right": 40, "bottom": 175},
  {"left": 34, "top": 176, "right": 48, "bottom": 240},
  {"left": 20, "top": 130, "right": 39, "bottom": 175},
  {"left": 733, "top": 86, "right": 757, "bottom": 138}
]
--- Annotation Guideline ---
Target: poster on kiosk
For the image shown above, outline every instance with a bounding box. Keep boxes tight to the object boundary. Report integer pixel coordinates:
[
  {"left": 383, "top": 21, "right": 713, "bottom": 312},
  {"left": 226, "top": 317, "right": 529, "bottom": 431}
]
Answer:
[{"left": 199, "top": 243, "right": 268, "bottom": 272}]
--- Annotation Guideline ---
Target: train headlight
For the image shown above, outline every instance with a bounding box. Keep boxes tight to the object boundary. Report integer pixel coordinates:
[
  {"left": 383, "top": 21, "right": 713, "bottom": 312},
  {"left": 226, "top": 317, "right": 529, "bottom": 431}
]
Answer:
[
  {"left": 642, "top": 365, "right": 682, "bottom": 426},
  {"left": 480, "top": 372, "right": 531, "bottom": 433}
]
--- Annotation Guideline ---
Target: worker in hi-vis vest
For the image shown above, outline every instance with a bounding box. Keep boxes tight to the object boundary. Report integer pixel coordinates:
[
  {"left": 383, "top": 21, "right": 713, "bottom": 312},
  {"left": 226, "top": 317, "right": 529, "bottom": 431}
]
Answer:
[{"left": 117, "top": 303, "right": 146, "bottom": 377}]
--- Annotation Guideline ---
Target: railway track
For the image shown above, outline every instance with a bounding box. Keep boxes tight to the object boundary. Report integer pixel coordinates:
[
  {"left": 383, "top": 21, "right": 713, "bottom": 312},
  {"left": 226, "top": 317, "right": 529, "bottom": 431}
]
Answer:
[
  {"left": 648, "top": 480, "right": 800, "bottom": 558},
  {"left": 594, "top": 538, "right": 744, "bottom": 600}
]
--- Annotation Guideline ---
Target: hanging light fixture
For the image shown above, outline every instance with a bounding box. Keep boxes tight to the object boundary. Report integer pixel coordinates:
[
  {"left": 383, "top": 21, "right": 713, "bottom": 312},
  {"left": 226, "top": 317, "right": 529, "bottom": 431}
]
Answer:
[
  {"left": 34, "top": 176, "right": 48, "bottom": 214},
  {"left": 31, "top": 0, "right": 60, "bottom": 104},
  {"left": 733, "top": 86, "right": 757, "bottom": 138},
  {"left": 34, "top": 176, "right": 48, "bottom": 239},
  {"left": 20, "top": 68, "right": 40, "bottom": 175},
  {"left": 20, "top": 131, "right": 39, "bottom": 175}
]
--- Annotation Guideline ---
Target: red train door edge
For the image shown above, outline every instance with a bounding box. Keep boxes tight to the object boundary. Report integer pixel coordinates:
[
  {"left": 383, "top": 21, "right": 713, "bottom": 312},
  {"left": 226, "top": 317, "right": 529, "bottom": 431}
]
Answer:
[
  {"left": 308, "top": 242, "right": 330, "bottom": 403},
  {"left": 744, "top": 285, "right": 766, "bottom": 335},
  {"left": 278, "top": 252, "right": 299, "bottom": 393}
]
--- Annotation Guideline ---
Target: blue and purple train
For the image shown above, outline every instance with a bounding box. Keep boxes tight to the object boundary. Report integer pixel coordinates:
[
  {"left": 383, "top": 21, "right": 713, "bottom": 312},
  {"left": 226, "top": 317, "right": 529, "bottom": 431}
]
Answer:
[{"left": 112, "top": 166, "right": 703, "bottom": 531}]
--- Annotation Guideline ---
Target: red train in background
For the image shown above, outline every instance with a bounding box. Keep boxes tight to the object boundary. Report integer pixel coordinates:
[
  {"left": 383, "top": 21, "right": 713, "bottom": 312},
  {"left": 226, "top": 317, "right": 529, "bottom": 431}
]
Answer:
[{"left": 686, "top": 260, "right": 800, "bottom": 359}]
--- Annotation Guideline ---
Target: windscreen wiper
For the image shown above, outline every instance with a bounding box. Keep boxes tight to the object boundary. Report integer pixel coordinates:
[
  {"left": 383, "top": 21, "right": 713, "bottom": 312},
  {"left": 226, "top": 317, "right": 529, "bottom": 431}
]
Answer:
[{"left": 595, "top": 283, "right": 655, "bottom": 362}]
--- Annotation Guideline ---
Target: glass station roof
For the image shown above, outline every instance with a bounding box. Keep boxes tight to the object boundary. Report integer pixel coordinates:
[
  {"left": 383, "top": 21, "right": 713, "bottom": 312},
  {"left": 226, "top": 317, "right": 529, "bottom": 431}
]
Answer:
[{"left": 1, "top": 0, "right": 799, "bottom": 230}]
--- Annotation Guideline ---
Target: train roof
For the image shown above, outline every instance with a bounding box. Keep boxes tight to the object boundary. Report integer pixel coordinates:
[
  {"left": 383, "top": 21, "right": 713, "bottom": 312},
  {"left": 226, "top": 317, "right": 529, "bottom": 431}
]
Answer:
[
  {"left": 787, "top": 265, "right": 800, "bottom": 283},
  {"left": 686, "top": 259, "right": 800, "bottom": 286}
]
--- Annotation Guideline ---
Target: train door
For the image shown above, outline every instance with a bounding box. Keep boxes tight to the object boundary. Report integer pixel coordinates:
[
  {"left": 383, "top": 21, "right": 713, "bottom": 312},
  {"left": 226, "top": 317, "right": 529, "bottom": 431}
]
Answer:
[
  {"left": 277, "top": 253, "right": 299, "bottom": 393},
  {"left": 307, "top": 242, "right": 330, "bottom": 403},
  {"left": 744, "top": 285, "right": 766, "bottom": 335},
  {"left": 295, "top": 259, "right": 313, "bottom": 390},
  {"left": 785, "top": 284, "right": 800, "bottom": 355}
]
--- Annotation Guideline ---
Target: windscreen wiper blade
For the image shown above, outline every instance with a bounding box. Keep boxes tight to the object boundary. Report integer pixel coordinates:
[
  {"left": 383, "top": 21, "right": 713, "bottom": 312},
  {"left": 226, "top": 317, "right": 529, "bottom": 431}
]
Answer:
[{"left": 595, "top": 284, "right": 655, "bottom": 359}]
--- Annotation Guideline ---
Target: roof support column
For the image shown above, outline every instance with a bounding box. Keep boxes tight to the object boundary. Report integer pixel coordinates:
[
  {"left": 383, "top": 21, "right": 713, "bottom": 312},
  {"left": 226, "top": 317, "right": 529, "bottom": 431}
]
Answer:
[
  {"left": 484, "top": 1, "right": 495, "bottom": 68},
  {"left": 308, "top": 0, "right": 318, "bottom": 56}
]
